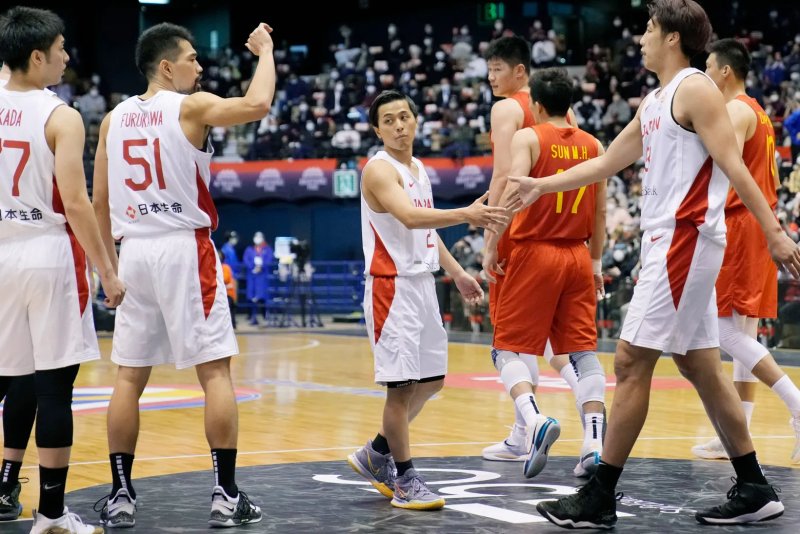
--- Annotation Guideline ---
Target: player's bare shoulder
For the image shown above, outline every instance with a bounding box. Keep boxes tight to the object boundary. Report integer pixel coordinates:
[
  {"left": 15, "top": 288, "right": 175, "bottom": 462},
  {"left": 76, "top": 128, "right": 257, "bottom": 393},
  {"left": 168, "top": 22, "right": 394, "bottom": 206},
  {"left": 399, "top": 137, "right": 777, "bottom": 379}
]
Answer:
[
  {"left": 45, "top": 104, "right": 84, "bottom": 149},
  {"left": 491, "top": 96, "right": 524, "bottom": 123}
]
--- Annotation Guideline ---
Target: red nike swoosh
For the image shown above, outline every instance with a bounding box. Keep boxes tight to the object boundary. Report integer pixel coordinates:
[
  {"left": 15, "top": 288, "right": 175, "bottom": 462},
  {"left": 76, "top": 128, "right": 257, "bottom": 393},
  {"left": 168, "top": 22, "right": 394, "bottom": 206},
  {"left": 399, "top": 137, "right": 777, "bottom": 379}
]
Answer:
[
  {"left": 408, "top": 182, "right": 415, "bottom": 188},
  {"left": 651, "top": 235, "right": 663, "bottom": 242}
]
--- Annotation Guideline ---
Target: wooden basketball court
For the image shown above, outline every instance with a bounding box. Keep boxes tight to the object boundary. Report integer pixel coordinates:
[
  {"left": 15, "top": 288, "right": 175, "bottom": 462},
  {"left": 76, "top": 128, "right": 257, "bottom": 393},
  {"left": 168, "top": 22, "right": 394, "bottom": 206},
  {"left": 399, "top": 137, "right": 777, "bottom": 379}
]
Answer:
[{"left": 2, "top": 325, "right": 799, "bottom": 528}]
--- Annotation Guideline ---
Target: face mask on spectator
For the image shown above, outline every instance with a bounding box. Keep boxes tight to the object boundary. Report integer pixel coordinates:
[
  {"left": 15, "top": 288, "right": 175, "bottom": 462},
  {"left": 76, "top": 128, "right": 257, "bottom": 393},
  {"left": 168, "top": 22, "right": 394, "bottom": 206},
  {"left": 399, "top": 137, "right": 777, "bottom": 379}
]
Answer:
[
  {"left": 89, "top": 87, "right": 99, "bottom": 97},
  {"left": 583, "top": 95, "right": 592, "bottom": 104},
  {"left": 254, "top": 233, "right": 265, "bottom": 246},
  {"left": 457, "top": 116, "right": 467, "bottom": 126},
  {"left": 646, "top": 76, "right": 656, "bottom": 86},
  {"left": 627, "top": 49, "right": 636, "bottom": 57},
  {"left": 613, "top": 249, "right": 626, "bottom": 262}
]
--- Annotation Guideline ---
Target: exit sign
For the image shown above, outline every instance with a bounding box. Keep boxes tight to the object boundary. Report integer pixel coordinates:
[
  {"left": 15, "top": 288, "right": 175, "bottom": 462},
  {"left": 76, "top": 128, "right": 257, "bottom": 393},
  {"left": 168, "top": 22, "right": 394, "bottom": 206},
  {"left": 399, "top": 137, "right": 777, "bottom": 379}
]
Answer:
[
  {"left": 333, "top": 169, "right": 359, "bottom": 198},
  {"left": 478, "top": 2, "right": 505, "bottom": 25}
]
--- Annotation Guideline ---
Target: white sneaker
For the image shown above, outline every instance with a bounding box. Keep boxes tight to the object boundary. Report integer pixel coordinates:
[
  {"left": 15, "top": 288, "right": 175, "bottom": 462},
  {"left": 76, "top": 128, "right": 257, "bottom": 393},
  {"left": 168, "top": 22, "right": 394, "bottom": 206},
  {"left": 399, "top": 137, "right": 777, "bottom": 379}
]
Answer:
[
  {"left": 574, "top": 440, "right": 602, "bottom": 478},
  {"left": 482, "top": 424, "right": 527, "bottom": 461},
  {"left": 30, "top": 507, "right": 104, "bottom": 534},
  {"left": 96, "top": 488, "right": 136, "bottom": 528},
  {"left": 790, "top": 416, "right": 800, "bottom": 463},
  {"left": 691, "top": 437, "right": 729, "bottom": 460},
  {"left": 523, "top": 414, "right": 560, "bottom": 478}
]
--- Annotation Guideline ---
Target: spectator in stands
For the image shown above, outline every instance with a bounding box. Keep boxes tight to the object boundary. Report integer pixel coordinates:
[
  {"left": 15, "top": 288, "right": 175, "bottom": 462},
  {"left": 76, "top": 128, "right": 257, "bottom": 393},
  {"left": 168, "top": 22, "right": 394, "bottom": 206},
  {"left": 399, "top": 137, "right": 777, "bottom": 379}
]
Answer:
[
  {"left": 463, "top": 224, "right": 484, "bottom": 254},
  {"left": 221, "top": 231, "right": 241, "bottom": 276},
  {"left": 76, "top": 85, "right": 106, "bottom": 127},
  {"left": 532, "top": 31, "right": 557, "bottom": 67},
  {"left": 331, "top": 122, "right": 361, "bottom": 154},
  {"left": 603, "top": 92, "right": 631, "bottom": 139},
  {"left": 450, "top": 239, "right": 476, "bottom": 270},
  {"left": 785, "top": 100, "right": 800, "bottom": 164},
  {"left": 243, "top": 231, "right": 274, "bottom": 326},
  {"left": 575, "top": 93, "right": 603, "bottom": 134}
]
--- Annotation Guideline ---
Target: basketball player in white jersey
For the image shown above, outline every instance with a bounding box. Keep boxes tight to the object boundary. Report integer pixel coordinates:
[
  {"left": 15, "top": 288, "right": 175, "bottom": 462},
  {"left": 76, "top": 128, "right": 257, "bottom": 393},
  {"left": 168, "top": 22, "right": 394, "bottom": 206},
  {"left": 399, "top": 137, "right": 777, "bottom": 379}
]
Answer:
[
  {"left": 691, "top": 39, "right": 800, "bottom": 462},
  {"left": 92, "top": 22, "right": 274, "bottom": 528},
  {"left": 505, "top": 0, "right": 800, "bottom": 528},
  {"left": 347, "top": 90, "right": 508, "bottom": 510},
  {"left": 0, "top": 62, "right": 36, "bottom": 523},
  {"left": 0, "top": 7, "right": 125, "bottom": 534}
]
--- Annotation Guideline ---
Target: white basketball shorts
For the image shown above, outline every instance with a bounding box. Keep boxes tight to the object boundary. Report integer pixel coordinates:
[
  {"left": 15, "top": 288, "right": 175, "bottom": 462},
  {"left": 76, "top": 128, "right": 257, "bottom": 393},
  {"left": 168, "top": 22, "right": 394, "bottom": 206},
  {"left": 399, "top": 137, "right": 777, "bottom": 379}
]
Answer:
[
  {"left": 364, "top": 272, "right": 448, "bottom": 385},
  {"left": 112, "top": 229, "right": 238, "bottom": 369},
  {"left": 620, "top": 225, "right": 724, "bottom": 355},
  {"left": 0, "top": 227, "right": 99, "bottom": 375}
]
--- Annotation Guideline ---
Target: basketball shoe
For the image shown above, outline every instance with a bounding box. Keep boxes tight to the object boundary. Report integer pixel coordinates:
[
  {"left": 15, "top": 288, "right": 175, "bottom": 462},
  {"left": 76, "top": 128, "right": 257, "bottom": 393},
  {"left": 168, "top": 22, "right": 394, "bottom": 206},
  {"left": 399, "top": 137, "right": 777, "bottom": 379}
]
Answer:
[
  {"left": 391, "top": 468, "right": 445, "bottom": 510},
  {"left": 537, "top": 476, "right": 620, "bottom": 529},
  {"left": 523, "top": 414, "right": 561, "bottom": 478},
  {"left": 482, "top": 424, "right": 527, "bottom": 461},
  {"left": 695, "top": 477, "right": 783, "bottom": 525},
  {"left": 691, "top": 437, "right": 729, "bottom": 460},
  {"left": 30, "top": 507, "right": 104, "bottom": 534},
  {"left": 0, "top": 480, "right": 22, "bottom": 521},
  {"left": 208, "top": 487, "right": 262, "bottom": 528},
  {"left": 347, "top": 440, "right": 397, "bottom": 498},
  {"left": 95, "top": 487, "right": 136, "bottom": 528}
]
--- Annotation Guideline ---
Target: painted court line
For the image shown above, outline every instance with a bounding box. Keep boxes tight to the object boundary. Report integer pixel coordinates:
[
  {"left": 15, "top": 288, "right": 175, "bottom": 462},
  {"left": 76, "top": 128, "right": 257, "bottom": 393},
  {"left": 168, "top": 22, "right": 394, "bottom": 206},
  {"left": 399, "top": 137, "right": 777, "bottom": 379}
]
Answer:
[{"left": 21, "top": 435, "right": 798, "bottom": 470}]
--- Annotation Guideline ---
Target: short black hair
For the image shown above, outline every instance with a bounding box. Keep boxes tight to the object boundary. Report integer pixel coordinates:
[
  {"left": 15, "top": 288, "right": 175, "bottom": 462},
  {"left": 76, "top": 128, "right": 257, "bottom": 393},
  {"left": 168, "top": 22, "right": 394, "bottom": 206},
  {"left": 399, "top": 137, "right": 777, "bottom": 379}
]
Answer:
[
  {"left": 483, "top": 35, "right": 531, "bottom": 75},
  {"left": 368, "top": 90, "right": 418, "bottom": 127},
  {"left": 135, "top": 22, "right": 195, "bottom": 80},
  {"left": 708, "top": 38, "right": 750, "bottom": 81},
  {"left": 648, "top": 0, "right": 712, "bottom": 59},
  {"left": 530, "top": 67, "right": 573, "bottom": 117},
  {"left": 0, "top": 6, "right": 64, "bottom": 73}
]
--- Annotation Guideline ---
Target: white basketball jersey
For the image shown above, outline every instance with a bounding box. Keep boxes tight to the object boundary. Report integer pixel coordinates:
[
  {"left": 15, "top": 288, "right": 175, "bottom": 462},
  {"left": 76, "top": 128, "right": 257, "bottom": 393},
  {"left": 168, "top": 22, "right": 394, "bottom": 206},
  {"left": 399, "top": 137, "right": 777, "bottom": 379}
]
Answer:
[
  {"left": 639, "top": 68, "right": 728, "bottom": 244},
  {"left": 106, "top": 91, "right": 216, "bottom": 239},
  {"left": 0, "top": 84, "right": 67, "bottom": 240},
  {"left": 361, "top": 151, "right": 440, "bottom": 276}
]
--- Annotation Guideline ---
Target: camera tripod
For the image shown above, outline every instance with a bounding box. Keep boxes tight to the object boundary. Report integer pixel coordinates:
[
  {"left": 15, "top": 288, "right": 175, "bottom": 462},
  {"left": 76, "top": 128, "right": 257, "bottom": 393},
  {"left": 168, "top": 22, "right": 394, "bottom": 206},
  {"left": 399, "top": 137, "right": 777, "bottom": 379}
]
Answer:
[{"left": 281, "top": 264, "right": 323, "bottom": 328}]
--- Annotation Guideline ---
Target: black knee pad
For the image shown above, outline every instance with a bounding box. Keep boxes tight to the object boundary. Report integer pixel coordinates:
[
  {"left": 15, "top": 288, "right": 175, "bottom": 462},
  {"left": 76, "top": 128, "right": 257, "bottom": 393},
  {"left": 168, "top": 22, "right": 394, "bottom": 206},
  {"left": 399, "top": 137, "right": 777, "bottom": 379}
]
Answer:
[
  {"left": 35, "top": 365, "right": 79, "bottom": 449},
  {"left": 3, "top": 374, "right": 37, "bottom": 449}
]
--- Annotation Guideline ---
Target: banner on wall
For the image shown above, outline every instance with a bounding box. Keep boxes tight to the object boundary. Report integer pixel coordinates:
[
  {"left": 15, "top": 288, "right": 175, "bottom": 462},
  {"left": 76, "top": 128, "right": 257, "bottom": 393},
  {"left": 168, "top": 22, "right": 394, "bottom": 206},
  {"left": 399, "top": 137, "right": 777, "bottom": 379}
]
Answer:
[{"left": 209, "top": 156, "right": 494, "bottom": 202}]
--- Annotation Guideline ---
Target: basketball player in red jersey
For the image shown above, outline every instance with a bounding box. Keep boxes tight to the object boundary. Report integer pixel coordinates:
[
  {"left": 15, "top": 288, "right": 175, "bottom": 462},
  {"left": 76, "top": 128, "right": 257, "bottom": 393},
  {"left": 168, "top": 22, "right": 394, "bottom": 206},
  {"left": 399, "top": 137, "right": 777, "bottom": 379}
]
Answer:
[
  {"left": 691, "top": 38, "right": 800, "bottom": 461},
  {"left": 484, "top": 67, "right": 607, "bottom": 480},
  {"left": 506, "top": 1, "right": 800, "bottom": 528},
  {"left": 481, "top": 35, "right": 592, "bottom": 468}
]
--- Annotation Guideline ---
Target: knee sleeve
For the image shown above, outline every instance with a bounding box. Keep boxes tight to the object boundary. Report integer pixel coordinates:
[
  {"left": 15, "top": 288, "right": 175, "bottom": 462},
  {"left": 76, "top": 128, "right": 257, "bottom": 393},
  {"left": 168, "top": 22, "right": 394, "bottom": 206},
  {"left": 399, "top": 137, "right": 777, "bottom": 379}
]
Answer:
[
  {"left": 570, "top": 351, "right": 606, "bottom": 404},
  {"left": 733, "top": 359, "right": 758, "bottom": 383},
  {"left": 519, "top": 354, "right": 539, "bottom": 385},
  {"left": 34, "top": 365, "right": 79, "bottom": 449},
  {"left": 3, "top": 374, "right": 37, "bottom": 449},
  {"left": 492, "top": 348, "right": 537, "bottom": 393},
  {"left": 719, "top": 316, "right": 769, "bottom": 373}
]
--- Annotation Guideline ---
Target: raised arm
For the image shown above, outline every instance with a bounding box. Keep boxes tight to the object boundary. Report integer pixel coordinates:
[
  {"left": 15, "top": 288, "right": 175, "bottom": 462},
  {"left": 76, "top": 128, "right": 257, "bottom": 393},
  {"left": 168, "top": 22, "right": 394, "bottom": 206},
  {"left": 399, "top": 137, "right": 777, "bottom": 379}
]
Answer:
[
  {"left": 49, "top": 106, "right": 125, "bottom": 307},
  {"left": 183, "top": 23, "right": 276, "bottom": 128},
  {"left": 362, "top": 159, "right": 508, "bottom": 230},
  {"left": 680, "top": 75, "right": 800, "bottom": 275},
  {"left": 505, "top": 110, "right": 643, "bottom": 211}
]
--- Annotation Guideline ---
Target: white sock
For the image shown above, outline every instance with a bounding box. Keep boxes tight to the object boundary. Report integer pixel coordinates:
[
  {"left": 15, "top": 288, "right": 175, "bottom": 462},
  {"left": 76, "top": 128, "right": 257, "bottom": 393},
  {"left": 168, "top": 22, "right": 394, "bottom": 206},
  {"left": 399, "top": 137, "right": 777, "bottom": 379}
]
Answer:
[
  {"left": 583, "top": 412, "right": 605, "bottom": 447},
  {"left": 514, "top": 394, "right": 540, "bottom": 427},
  {"left": 772, "top": 375, "right": 800, "bottom": 415},
  {"left": 741, "top": 401, "right": 754, "bottom": 429},
  {"left": 514, "top": 404, "right": 527, "bottom": 428},
  {"left": 560, "top": 365, "right": 579, "bottom": 394}
]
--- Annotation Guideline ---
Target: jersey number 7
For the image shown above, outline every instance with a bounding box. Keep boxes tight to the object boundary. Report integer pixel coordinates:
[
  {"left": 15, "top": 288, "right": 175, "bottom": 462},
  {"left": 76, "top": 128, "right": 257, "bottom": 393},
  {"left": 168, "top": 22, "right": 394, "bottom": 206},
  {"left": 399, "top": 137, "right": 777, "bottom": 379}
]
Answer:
[
  {"left": 124, "top": 138, "right": 166, "bottom": 191},
  {"left": 0, "top": 139, "right": 31, "bottom": 196}
]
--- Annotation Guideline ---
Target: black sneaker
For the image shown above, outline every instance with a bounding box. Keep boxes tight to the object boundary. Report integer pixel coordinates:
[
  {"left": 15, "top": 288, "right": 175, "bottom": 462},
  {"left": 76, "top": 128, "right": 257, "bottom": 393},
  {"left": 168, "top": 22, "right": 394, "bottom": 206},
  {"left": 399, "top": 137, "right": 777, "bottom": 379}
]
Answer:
[
  {"left": 695, "top": 477, "right": 784, "bottom": 525},
  {"left": 208, "top": 486, "right": 262, "bottom": 528},
  {"left": 536, "top": 476, "right": 619, "bottom": 529},
  {"left": 0, "top": 481, "right": 23, "bottom": 521}
]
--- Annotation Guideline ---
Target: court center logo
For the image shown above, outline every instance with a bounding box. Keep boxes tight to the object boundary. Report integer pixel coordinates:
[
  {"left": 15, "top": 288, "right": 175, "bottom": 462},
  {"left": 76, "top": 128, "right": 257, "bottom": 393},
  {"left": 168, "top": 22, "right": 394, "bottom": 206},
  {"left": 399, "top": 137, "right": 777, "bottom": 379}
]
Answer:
[{"left": 313, "top": 467, "right": 696, "bottom": 525}]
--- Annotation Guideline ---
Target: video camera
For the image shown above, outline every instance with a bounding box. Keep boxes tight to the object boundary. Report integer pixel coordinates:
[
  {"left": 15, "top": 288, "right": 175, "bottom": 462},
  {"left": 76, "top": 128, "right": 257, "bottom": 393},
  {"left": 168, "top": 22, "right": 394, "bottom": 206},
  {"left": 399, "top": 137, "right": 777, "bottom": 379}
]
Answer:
[{"left": 290, "top": 239, "right": 311, "bottom": 269}]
